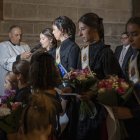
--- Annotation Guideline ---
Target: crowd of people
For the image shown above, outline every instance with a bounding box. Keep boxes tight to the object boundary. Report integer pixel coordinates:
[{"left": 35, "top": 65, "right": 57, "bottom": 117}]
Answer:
[{"left": 0, "top": 12, "right": 140, "bottom": 140}]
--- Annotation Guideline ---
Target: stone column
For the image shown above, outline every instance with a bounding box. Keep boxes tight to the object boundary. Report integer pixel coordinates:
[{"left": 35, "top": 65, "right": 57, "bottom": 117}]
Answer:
[{"left": 0, "top": 0, "right": 3, "bottom": 20}]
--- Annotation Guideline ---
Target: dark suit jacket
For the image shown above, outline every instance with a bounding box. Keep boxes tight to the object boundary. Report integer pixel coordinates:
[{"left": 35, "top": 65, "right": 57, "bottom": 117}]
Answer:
[
  {"left": 78, "top": 41, "right": 124, "bottom": 79},
  {"left": 114, "top": 45, "right": 133, "bottom": 80},
  {"left": 59, "top": 38, "right": 80, "bottom": 72}
]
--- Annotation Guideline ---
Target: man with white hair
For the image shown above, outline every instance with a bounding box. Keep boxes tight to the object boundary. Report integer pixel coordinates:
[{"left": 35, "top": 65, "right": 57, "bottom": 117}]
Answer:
[{"left": 0, "top": 25, "right": 31, "bottom": 95}]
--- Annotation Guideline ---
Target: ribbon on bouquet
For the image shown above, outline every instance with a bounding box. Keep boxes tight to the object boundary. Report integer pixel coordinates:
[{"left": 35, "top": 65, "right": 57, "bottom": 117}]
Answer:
[{"left": 57, "top": 63, "right": 68, "bottom": 78}]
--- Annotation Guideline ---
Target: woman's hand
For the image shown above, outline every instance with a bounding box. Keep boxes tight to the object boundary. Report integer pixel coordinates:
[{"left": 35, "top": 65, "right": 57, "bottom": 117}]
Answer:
[
  {"left": 20, "top": 52, "right": 32, "bottom": 59},
  {"left": 61, "top": 87, "right": 72, "bottom": 94},
  {"left": 76, "top": 91, "right": 96, "bottom": 101},
  {"left": 112, "top": 106, "right": 133, "bottom": 119}
]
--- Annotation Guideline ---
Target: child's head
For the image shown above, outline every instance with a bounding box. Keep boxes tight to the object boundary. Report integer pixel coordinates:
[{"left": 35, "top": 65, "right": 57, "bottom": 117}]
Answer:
[
  {"left": 12, "top": 60, "right": 30, "bottom": 84},
  {"left": 4, "top": 71, "right": 17, "bottom": 90},
  {"left": 21, "top": 92, "right": 61, "bottom": 139}
]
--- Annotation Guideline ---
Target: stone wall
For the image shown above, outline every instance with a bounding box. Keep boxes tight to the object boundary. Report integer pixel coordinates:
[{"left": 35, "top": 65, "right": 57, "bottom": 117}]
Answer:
[
  {"left": 0, "top": 0, "right": 132, "bottom": 50},
  {"left": 132, "top": 0, "right": 140, "bottom": 16}
]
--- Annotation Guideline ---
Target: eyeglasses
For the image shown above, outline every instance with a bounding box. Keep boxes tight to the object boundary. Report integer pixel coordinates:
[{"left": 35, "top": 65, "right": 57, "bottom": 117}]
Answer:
[{"left": 120, "top": 37, "right": 128, "bottom": 40}]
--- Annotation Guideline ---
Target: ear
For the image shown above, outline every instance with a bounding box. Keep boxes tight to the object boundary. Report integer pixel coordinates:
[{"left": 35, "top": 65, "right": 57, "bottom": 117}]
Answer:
[{"left": 17, "top": 73, "right": 22, "bottom": 80}]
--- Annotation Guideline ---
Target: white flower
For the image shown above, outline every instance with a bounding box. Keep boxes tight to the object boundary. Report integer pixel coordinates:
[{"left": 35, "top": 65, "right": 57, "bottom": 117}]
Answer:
[{"left": 0, "top": 107, "right": 11, "bottom": 117}]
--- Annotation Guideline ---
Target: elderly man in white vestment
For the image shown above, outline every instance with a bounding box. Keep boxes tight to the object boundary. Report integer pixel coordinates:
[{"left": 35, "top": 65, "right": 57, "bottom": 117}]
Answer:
[{"left": 0, "top": 25, "right": 32, "bottom": 95}]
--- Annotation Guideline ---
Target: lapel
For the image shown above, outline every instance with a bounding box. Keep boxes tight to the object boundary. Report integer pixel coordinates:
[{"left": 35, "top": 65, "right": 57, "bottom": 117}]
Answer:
[
  {"left": 116, "top": 45, "right": 123, "bottom": 60},
  {"left": 89, "top": 41, "right": 104, "bottom": 68},
  {"left": 60, "top": 38, "right": 70, "bottom": 60},
  {"left": 60, "top": 45, "right": 66, "bottom": 59},
  {"left": 122, "top": 46, "right": 133, "bottom": 68}
]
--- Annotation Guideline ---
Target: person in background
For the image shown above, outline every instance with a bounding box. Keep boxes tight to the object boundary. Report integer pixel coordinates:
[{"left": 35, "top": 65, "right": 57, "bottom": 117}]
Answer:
[
  {"left": 39, "top": 27, "right": 57, "bottom": 58},
  {"left": 29, "top": 51, "right": 62, "bottom": 139},
  {"left": 0, "top": 61, "right": 30, "bottom": 140},
  {"left": 52, "top": 16, "right": 80, "bottom": 72},
  {"left": 0, "top": 25, "right": 31, "bottom": 96},
  {"left": 114, "top": 32, "right": 133, "bottom": 81},
  {"left": 0, "top": 72, "right": 18, "bottom": 140},
  {"left": 78, "top": 12, "right": 124, "bottom": 79},
  {"left": 30, "top": 51, "right": 61, "bottom": 92},
  {"left": 4, "top": 71, "right": 18, "bottom": 93},
  {"left": 20, "top": 93, "right": 61, "bottom": 140},
  {"left": 12, "top": 60, "right": 31, "bottom": 104},
  {"left": 112, "top": 17, "right": 140, "bottom": 140}
]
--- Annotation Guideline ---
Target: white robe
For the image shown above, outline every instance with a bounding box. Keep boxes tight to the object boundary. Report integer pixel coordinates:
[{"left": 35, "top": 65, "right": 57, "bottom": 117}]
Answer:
[{"left": 0, "top": 41, "right": 30, "bottom": 95}]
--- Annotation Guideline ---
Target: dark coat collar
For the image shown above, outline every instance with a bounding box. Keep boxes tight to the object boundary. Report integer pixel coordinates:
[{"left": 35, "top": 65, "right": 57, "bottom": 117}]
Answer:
[{"left": 9, "top": 40, "right": 19, "bottom": 46}]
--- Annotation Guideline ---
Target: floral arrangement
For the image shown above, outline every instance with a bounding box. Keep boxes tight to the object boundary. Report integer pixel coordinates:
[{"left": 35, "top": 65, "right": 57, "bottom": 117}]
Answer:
[
  {"left": 67, "top": 67, "right": 97, "bottom": 93},
  {"left": 97, "top": 75, "right": 134, "bottom": 106},
  {"left": 68, "top": 67, "right": 95, "bottom": 80},
  {"left": 0, "top": 90, "right": 23, "bottom": 133},
  {"left": 1, "top": 89, "right": 16, "bottom": 104},
  {"left": 63, "top": 67, "right": 98, "bottom": 121}
]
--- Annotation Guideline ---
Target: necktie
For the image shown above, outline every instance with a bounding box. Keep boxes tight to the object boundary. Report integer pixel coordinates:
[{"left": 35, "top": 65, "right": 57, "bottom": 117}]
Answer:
[{"left": 119, "top": 47, "right": 126, "bottom": 67}]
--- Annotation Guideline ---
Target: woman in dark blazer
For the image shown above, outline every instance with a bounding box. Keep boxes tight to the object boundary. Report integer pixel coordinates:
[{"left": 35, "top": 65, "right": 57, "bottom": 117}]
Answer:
[
  {"left": 52, "top": 16, "right": 80, "bottom": 73},
  {"left": 75, "top": 12, "right": 123, "bottom": 140},
  {"left": 78, "top": 13, "right": 124, "bottom": 79}
]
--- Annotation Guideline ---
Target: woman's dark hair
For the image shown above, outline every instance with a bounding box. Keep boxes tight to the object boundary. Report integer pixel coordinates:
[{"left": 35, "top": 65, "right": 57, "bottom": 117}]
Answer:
[
  {"left": 12, "top": 60, "right": 30, "bottom": 83},
  {"left": 41, "top": 28, "right": 57, "bottom": 48},
  {"left": 78, "top": 12, "right": 104, "bottom": 42},
  {"left": 53, "top": 16, "right": 76, "bottom": 41},
  {"left": 126, "top": 17, "right": 140, "bottom": 31},
  {"left": 30, "top": 52, "right": 61, "bottom": 90}
]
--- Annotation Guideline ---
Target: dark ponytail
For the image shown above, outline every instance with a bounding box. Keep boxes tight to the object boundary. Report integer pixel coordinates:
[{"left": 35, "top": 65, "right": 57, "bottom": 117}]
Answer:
[
  {"left": 53, "top": 16, "right": 76, "bottom": 41},
  {"left": 78, "top": 13, "right": 104, "bottom": 42}
]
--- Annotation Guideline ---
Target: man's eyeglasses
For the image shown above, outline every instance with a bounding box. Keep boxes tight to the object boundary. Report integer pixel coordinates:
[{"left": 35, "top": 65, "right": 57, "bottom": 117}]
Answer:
[{"left": 120, "top": 37, "right": 128, "bottom": 40}]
